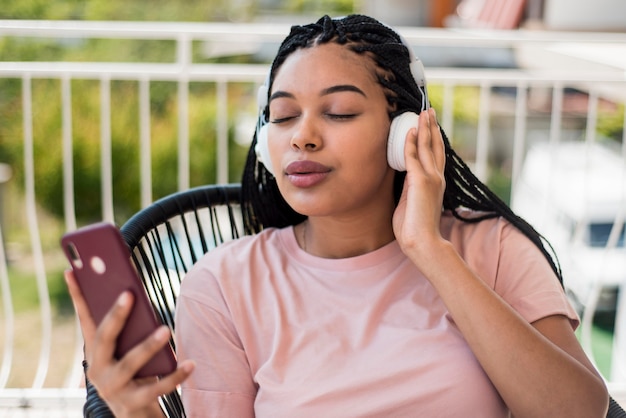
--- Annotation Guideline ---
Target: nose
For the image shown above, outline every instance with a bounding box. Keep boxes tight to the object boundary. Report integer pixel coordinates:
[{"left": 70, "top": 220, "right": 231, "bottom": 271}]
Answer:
[{"left": 290, "top": 115, "right": 321, "bottom": 152}]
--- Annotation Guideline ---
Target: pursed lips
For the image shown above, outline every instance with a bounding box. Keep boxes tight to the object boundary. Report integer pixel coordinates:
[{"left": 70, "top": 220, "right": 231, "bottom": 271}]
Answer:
[
  {"left": 285, "top": 160, "right": 331, "bottom": 187},
  {"left": 285, "top": 160, "right": 330, "bottom": 175}
]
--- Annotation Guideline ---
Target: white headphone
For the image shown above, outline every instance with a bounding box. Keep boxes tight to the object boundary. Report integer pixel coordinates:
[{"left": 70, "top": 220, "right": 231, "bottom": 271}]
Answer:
[{"left": 254, "top": 29, "right": 429, "bottom": 175}]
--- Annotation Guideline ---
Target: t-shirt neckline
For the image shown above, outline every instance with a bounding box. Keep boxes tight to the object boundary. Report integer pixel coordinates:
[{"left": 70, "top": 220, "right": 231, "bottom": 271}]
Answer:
[{"left": 277, "top": 226, "right": 405, "bottom": 272}]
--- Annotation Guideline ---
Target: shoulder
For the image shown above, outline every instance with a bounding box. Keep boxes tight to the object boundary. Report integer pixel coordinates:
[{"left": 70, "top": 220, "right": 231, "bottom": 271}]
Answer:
[
  {"left": 442, "top": 210, "right": 576, "bottom": 324},
  {"left": 441, "top": 209, "right": 522, "bottom": 254},
  {"left": 441, "top": 208, "right": 557, "bottom": 288},
  {"left": 179, "top": 227, "right": 290, "bottom": 302}
]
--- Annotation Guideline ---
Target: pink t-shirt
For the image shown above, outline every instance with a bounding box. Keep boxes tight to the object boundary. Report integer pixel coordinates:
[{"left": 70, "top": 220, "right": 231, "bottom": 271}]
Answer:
[{"left": 175, "top": 211, "right": 578, "bottom": 417}]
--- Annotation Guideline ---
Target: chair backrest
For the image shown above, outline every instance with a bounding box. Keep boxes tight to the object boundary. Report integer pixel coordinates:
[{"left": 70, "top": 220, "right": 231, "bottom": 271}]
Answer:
[
  {"left": 121, "top": 183, "right": 243, "bottom": 334},
  {"left": 609, "top": 397, "right": 626, "bottom": 418},
  {"left": 119, "top": 183, "right": 244, "bottom": 417}
]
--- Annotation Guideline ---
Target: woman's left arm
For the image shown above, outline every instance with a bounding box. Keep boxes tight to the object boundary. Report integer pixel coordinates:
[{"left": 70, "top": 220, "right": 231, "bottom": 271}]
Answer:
[
  {"left": 413, "top": 241, "right": 607, "bottom": 418},
  {"left": 393, "top": 109, "right": 609, "bottom": 418}
]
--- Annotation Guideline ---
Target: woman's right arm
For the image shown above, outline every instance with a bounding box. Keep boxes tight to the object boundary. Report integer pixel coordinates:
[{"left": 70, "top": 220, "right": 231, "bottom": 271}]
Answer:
[{"left": 65, "top": 270, "right": 195, "bottom": 418}]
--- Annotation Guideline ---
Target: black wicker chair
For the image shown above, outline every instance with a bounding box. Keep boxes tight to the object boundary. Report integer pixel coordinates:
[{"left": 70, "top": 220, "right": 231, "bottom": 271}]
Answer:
[
  {"left": 82, "top": 183, "right": 625, "bottom": 418},
  {"left": 84, "top": 183, "right": 244, "bottom": 417}
]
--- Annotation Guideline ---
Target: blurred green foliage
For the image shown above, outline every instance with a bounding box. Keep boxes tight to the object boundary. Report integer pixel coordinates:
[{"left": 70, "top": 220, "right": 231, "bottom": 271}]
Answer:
[
  {"left": 283, "top": 0, "right": 352, "bottom": 15},
  {"left": 0, "top": 0, "right": 245, "bottom": 21},
  {"left": 6, "top": 264, "right": 71, "bottom": 314},
  {"left": 0, "top": 0, "right": 353, "bottom": 21},
  {"left": 597, "top": 102, "right": 625, "bottom": 143},
  {"left": 0, "top": 77, "right": 253, "bottom": 225}
]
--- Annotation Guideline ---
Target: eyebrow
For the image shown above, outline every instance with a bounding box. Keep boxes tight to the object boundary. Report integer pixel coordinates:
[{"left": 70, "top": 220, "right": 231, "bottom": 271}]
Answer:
[
  {"left": 268, "top": 84, "right": 367, "bottom": 103},
  {"left": 321, "top": 84, "right": 367, "bottom": 97}
]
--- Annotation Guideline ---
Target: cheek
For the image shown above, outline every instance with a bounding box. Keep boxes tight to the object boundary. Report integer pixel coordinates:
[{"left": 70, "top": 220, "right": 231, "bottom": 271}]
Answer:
[
  {"left": 352, "top": 124, "right": 391, "bottom": 168},
  {"left": 266, "top": 126, "right": 286, "bottom": 170},
  {"left": 353, "top": 143, "right": 387, "bottom": 171}
]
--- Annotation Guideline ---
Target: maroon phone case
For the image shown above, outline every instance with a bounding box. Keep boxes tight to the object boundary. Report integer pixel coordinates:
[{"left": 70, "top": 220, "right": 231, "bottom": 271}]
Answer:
[{"left": 61, "top": 222, "right": 177, "bottom": 378}]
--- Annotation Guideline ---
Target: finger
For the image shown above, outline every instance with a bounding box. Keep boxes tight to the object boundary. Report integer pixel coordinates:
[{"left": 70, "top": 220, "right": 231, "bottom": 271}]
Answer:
[
  {"left": 114, "top": 325, "right": 172, "bottom": 382},
  {"left": 123, "top": 360, "right": 194, "bottom": 412},
  {"left": 415, "top": 110, "right": 437, "bottom": 173},
  {"left": 142, "top": 360, "right": 195, "bottom": 398},
  {"left": 65, "top": 270, "right": 97, "bottom": 346},
  {"left": 417, "top": 109, "right": 432, "bottom": 152},
  {"left": 91, "top": 291, "right": 134, "bottom": 367},
  {"left": 429, "top": 108, "right": 446, "bottom": 173},
  {"left": 402, "top": 124, "right": 419, "bottom": 173}
]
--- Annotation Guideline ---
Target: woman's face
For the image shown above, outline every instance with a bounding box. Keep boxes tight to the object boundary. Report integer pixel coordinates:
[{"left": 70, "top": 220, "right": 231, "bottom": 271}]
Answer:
[{"left": 267, "top": 42, "right": 396, "bottom": 219}]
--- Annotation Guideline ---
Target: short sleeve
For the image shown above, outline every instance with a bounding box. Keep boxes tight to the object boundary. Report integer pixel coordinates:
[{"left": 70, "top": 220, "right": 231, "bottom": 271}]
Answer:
[
  {"left": 494, "top": 221, "right": 579, "bottom": 328},
  {"left": 445, "top": 213, "right": 579, "bottom": 329},
  {"left": 175, "top": 261, "right": 257, "bottom": 417}
]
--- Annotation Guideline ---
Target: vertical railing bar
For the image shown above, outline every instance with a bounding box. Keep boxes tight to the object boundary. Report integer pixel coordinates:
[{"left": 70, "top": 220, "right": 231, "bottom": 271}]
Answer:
[
  {"left": 549, "top": 83, "right": 564, "bottom": 147},
  {"left": 604, "top": 136, "right": 626, "bottom": 252},
  {"left": 510, "top": 80, "right": 528, "bottom": 199},
  {"left": 216, "top": 80, "right": 228, "bottom": 184},
  {"left": 139, "top": 77, "right": 152, "bottom": 208},
  {"left": 534, "top": 82, "right": 564, "bottom": 231},
  {"left": 585, "top": 88, "right": 599, "bottom": 146},
  {"left": 64, "top": 315, "right": 85, "bottom": 388},
  {"left": 579, "top": 87, "right": 600, "bottom": 365},
  {"left": 0, "top": 223, "right": 14, "bottom": 388},
  {"left": 177, "top": 33, "right": 191, "bottom": 192},
  {"left": 62, "top": 76, "right": 77, "bottom": 233},
  {"left": 62, "top": 75, "right": 83, "bottom": 388},
  {"left": 475, "top": 80, "right": 491, "bottom": 182},
  {"left": 25, "top": 75, "right": 52, "bottom": 389},
  {"left": 441, "top": 82, "right": 454, "bottom": 144},
  {"left": 611, "top": 104, "right": 626, "bottom": 382},
  {"left": 178, "top": 78, "right": 190, "bottom": 191},
  {"left": 176, "top": 33, "right": 192, "bottom": 70},
  {"left": 100, "top": 76, "right": 114, "bottom": 223},
  {"left": 578, "top": 89, "right": 599, "bottom": 242}
]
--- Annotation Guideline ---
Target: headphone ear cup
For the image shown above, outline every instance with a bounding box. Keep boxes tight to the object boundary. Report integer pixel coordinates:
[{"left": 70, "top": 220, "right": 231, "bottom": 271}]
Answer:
[
  {"left": 255, "top": 124, "right": 275, "bottom": 175},
  {"left": 257, "top": 83, "right": 268, "bottom": 110},
  {"left": 387, "top": 112, "right": 420, "bottom": 171}
]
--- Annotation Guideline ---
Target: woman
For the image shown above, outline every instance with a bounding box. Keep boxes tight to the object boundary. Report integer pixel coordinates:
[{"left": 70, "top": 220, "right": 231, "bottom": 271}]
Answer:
[{"left": 66, "top": 14, "right": 608, "bottom": 417}]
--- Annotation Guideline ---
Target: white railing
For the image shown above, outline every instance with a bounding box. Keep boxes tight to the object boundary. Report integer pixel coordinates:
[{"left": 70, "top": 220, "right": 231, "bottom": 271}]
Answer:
[{"left": 0, "top": 20, "right": 625, "bottom": 413}]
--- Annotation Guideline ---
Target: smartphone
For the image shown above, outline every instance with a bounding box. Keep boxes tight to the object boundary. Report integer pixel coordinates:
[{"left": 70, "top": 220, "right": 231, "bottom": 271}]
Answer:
[{"left": 61, "top": 222, "right": 177, "bottom": 378}]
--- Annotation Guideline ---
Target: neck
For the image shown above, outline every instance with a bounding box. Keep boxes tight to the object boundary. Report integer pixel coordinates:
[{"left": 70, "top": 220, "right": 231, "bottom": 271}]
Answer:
[{"left": 297, "top": 216, "right": 395, "bottom": 259}]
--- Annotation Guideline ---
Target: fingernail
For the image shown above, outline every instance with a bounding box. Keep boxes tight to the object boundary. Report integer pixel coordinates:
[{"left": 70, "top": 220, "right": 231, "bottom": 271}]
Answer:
[
  {"left": 154, "top": 326, "right": 170, "bottom": 341},
  {"left": 180, "top": 360, "right": 195, "bottom": 373},
  {"left": 117, "top": 291, "right": 131, "bottom": 307}
]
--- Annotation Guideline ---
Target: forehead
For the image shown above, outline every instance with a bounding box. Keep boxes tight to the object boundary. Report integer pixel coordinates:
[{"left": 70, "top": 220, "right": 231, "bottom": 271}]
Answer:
[{"left": 272, "top": 43, "right": 378, "bottom": 90}]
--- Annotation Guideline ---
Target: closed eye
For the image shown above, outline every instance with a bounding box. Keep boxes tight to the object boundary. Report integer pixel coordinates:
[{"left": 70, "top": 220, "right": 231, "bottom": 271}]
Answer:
[
  {"left": 270, "top": 116, "right": 297, "bottom": 124},
  {"left": 327, "top": 113, "right": 358, "bottom": 120}
]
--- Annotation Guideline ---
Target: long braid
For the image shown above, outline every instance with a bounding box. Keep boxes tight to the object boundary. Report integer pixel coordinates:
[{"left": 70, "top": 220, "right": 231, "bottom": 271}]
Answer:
[
  {"left": 241, "top": 14, "right": 563, "bottom": 285},
  {"left": 440, "top": 128, "right": 562, "bottom": 282}
]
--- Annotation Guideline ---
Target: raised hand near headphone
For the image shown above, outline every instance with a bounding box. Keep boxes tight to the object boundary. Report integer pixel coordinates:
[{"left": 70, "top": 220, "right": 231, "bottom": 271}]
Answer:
[{"left": 392, "top": 108, "right": 446, "bottom": 261}]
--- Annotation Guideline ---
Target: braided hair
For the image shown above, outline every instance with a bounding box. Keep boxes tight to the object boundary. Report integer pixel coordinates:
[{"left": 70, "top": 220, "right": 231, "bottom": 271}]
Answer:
[{"left": 240, "top": 14, "right": 563, "bottom": 285}]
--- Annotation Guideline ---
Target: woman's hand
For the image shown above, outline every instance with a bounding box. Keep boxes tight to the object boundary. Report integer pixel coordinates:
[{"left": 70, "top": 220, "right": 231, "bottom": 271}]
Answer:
[
  {"left": 392, "top": 108, "right": 446, "bottom": 256},
  {"left": 65, "top": 270, "right": 194, "bottom": 418}
]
